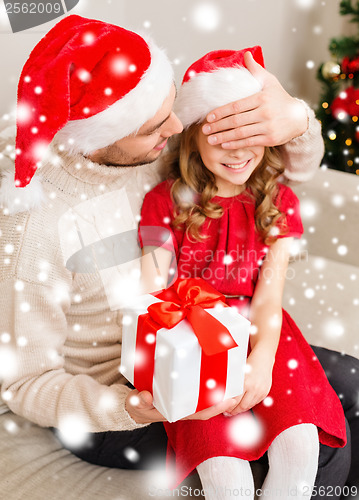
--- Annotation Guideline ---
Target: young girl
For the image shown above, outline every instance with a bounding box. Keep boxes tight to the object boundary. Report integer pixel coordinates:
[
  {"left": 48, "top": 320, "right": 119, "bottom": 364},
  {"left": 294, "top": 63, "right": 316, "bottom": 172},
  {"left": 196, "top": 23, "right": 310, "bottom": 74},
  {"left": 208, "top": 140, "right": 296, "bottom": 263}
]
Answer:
[{"left": 139, "top": 47, "right": 346, "bottom": 499}]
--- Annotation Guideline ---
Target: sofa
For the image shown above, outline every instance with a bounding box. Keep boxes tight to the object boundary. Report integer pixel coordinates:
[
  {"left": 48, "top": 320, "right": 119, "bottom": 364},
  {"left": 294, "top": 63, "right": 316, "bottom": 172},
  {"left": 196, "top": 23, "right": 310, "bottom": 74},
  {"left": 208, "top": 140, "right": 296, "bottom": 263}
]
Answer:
[
  {"left": 284, "top": 167, "right": 359, "bottom": 358},
  {"left": 0, "top": 167, "right": 358, "bottom": 499}
]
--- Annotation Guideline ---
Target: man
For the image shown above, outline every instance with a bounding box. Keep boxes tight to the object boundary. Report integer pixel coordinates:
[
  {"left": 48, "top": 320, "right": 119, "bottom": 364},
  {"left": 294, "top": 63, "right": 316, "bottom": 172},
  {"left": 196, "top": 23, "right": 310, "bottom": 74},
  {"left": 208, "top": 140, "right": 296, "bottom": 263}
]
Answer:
[{"left": 0, "top": 14, "right": 357, "bottom": 498}]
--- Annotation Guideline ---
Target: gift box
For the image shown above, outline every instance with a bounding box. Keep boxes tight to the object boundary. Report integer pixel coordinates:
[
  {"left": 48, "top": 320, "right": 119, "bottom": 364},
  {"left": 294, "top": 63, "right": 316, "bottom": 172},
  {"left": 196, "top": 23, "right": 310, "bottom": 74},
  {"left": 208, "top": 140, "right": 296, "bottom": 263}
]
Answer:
[{"left": 120, "top": 278, "right": 250, "bottom": 422}]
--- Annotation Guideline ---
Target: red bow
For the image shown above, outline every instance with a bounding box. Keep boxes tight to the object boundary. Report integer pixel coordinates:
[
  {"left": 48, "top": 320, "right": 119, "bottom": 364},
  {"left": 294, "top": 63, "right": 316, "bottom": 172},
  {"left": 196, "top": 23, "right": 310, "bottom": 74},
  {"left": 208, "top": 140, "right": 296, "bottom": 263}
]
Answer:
[{"left": 148, "top": 278, "right": 237, "bottom": 356}]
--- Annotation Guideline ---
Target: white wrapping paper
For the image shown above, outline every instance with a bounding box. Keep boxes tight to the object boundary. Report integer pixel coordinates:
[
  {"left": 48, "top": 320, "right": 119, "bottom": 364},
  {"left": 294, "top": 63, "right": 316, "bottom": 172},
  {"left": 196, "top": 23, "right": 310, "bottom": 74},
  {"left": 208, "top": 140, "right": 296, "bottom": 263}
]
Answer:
[{"left": 120, "top": 295, "right": 250, "bottom": 422}]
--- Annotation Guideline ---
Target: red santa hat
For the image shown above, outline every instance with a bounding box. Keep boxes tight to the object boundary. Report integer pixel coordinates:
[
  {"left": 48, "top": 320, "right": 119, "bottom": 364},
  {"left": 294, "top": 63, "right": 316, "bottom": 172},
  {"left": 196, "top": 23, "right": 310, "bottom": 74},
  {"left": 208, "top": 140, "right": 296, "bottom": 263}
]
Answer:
[
  {"left": 175, "top": 46, "right": 264, "bottom": 129},
  {"left": 14, "top": 15, "right": 174, "bottom": 188}
]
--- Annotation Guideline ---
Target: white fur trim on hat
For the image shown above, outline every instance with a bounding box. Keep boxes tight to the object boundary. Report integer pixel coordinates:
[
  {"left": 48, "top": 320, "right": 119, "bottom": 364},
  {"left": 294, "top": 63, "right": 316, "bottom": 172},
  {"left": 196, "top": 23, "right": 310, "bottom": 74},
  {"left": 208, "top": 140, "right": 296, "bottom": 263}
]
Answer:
[
  {"left": 175, "top": 67, "right": 262, "bottom": 129},
  {"left": 0, "top": 167, "right": 44, "bottom": 214},
  {"left": 55, "top": 40, "right": 174, "bottom": 154}
]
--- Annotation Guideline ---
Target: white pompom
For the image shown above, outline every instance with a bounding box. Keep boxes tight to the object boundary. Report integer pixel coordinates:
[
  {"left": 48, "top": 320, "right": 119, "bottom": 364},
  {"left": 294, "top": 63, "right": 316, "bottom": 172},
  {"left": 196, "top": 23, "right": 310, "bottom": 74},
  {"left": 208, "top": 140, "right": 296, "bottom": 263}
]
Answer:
[{"left": 0, "top": 168, "right": 44, "bottom": 215}]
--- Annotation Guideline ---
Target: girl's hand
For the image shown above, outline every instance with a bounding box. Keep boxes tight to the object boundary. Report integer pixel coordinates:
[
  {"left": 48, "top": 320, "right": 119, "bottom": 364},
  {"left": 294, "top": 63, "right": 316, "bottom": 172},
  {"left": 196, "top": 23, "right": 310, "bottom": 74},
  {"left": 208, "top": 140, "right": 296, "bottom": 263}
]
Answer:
[
  {"left": 202, "top": 51, "right": 308, "bottom": 150},
  {"left": 183, "top": 398, "right": 238, "bottom": 421},
  {"left": 225, "top": 351, "right": 274, "bottom": 416}
]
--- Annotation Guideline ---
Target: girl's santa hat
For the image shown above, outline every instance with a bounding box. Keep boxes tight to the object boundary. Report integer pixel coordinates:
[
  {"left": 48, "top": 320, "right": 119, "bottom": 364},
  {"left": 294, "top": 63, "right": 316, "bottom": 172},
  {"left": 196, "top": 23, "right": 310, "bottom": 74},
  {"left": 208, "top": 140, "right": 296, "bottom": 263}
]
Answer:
[
  {"left": 13, "top": 15, "right": 174, "bottom": 188},
  {"left": 175, "top": 46, "right": 264, "bottom": 129}
]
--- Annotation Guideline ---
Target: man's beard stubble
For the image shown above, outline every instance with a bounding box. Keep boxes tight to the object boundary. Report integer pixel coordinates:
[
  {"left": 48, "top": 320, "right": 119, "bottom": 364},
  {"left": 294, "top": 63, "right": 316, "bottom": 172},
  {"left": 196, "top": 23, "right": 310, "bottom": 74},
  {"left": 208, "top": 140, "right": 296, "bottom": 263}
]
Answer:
[{"left": 89, "top": 143, "right": 160, "bottom": 168}]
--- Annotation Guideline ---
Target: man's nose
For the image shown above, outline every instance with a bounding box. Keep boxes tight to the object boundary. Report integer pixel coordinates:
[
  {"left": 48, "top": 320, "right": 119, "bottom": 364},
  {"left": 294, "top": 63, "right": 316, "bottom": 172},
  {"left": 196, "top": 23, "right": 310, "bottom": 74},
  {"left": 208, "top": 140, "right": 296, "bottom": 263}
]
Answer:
[{"left": 163, "top": 112, "right": 183, "bottom": 137}]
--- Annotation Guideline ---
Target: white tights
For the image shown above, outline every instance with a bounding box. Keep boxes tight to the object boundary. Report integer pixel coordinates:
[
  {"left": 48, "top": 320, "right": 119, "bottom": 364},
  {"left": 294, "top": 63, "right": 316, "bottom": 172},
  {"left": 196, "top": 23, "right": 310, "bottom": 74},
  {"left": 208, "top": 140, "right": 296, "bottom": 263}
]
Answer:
[{"left": 196, "top": 424, "right": 319, "bottom": 500}]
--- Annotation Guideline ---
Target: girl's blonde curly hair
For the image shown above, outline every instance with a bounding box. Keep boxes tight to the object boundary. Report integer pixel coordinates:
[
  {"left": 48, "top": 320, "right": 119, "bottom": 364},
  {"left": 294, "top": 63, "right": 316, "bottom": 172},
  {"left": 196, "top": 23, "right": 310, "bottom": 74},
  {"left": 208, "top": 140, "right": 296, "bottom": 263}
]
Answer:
[{"left": 163, "top": 123, "right": 287, "bottom": 245}]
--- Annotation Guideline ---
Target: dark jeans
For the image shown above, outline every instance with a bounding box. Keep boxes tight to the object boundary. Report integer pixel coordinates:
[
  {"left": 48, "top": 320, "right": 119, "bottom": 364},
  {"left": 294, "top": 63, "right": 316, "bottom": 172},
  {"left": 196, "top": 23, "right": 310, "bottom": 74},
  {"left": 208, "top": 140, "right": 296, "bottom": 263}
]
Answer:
[
  {"left": 56, "top": 347, "right": 359, "bottom": 495},
  {"left": 55, "top": 421, "right": 168, "bottom": 470},
  {"left": 312, "top": 346, "right": 359, "bottom": 489}
]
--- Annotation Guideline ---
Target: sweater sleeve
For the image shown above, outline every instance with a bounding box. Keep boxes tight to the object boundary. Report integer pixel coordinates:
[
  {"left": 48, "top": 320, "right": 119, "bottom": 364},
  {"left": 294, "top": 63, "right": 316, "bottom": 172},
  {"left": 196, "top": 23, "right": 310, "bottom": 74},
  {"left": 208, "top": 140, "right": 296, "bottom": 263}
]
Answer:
[
  {"left": 278, "top": 100, "right": 324, "bottom": 184},
  {"left": 0, "top": 213, "right": 148, "bottom": 432}
]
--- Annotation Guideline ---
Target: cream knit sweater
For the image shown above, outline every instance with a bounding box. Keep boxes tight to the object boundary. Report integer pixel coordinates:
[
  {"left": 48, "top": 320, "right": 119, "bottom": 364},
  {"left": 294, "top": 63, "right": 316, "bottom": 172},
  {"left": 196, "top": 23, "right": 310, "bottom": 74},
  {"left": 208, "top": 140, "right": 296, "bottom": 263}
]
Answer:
[{"left": 0, "top": 107, "right": 323, "bottom": 432}]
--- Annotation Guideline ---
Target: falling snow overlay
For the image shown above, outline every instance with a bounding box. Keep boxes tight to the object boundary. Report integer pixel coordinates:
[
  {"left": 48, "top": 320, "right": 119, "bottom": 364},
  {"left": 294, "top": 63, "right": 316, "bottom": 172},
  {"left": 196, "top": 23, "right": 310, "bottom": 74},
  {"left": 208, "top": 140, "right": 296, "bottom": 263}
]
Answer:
[{"left": 1, "top": 0, "right": 359, "bottom": 498}]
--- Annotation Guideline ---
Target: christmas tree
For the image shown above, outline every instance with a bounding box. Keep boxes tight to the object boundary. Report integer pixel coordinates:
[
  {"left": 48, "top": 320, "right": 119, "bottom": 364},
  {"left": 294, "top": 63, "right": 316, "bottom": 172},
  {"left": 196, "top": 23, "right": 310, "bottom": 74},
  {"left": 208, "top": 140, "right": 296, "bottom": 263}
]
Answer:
[{"left": 317, "top": 0, "right": 359, "bottom": 175}]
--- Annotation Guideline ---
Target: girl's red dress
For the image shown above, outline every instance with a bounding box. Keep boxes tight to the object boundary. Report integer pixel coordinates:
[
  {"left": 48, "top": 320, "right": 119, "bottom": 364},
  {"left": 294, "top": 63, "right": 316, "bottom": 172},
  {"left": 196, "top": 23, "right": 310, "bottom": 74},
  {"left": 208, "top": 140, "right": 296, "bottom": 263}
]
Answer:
[{"left": 139, "top": 180, "right": 347, "bottom": 486}]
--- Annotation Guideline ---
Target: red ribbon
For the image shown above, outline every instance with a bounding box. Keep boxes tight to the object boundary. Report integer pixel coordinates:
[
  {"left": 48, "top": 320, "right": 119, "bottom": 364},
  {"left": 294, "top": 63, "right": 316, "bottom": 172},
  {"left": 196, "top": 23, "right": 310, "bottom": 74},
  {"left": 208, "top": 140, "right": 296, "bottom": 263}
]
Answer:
[
  {"left": 133, "top": 278, "right": 237, "bottom": 415},
  {"left": 147, "top": 278, "right": 237, "bottom": 356}
]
